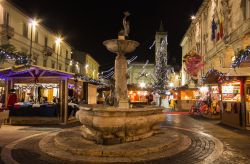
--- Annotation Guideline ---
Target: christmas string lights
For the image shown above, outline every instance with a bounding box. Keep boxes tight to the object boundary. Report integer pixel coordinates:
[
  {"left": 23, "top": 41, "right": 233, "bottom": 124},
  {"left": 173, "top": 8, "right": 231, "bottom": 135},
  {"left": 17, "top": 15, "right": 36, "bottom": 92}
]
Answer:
[
  {"left": 231, "top": 45, "right": 250, "bottom": 68},
  {"left": 0, "top": 44, "right": 29, "bottom": 65}
]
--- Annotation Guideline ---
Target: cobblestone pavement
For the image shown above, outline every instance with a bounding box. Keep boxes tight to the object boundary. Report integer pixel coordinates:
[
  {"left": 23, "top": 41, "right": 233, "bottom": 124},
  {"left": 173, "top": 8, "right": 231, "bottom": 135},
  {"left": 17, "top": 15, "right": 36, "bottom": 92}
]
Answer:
[
  {"left": 162, "top": 115, "right": 250, "bottom": 164},
  {"left": 0, "top": 115, "right": 250, "bottom": 164}
]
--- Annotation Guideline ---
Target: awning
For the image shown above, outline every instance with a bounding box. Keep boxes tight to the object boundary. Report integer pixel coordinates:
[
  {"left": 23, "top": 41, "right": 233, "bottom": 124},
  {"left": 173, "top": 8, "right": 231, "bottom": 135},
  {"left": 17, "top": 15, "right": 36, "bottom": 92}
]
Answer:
[{"left": 0, "top": 65, "right": 74, "bottom": 79}]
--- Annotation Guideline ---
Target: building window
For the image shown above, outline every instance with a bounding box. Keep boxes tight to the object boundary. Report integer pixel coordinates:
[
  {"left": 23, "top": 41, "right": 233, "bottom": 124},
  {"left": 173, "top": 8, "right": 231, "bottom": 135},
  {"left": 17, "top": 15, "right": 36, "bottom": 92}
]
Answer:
[
  {"left": 51, "top": 61, "right": 55, "bottom": 69},
  {"left": 59, "top": 48, "right": 62, "bottom": 56},
  {"left": 43, "top": 59, "right": 47, "bottom": 67},
  {"left": 52, "top": 44, "right": 56, "bottom": 52},
  {"left": 44, "top": 37, "right": 48, "bottom": 47},
  {"left": 65, "top": 65, "right": 68, "bottom": 72},
  {"left": 4, "top": 12, "right": 10, "bottom": 26},
  {"left": 33, "top": 56, "right": 38, "bottom": 65},
  {"left": 58, "top": 64, "right": 62, "bottom": 70},
  {"left": 66, "top": 50, "right": 68, "bottom": 59},
  {"left": 22, "top": 22, "right": 28, "bottom": 38},
  {"left": 35, "top": 31, "right": 38, "bottom": 43},
  {"left": 220, "top": 56, "right": 224, "bottom": 68}
]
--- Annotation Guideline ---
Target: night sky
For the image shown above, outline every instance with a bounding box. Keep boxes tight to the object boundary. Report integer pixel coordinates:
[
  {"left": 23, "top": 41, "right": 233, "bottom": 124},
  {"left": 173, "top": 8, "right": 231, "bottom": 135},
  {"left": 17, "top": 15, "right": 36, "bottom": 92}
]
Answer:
[{"left": 11, "top": 0, "right": 203, "bottom": 71}]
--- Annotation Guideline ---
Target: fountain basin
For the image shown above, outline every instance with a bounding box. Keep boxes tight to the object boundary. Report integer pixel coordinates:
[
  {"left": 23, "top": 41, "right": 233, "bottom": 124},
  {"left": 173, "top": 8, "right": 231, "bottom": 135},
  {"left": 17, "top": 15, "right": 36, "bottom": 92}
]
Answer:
[
  {"left": 103, "top": 39, "right": 139, "bottom": 54},
  {"left": 76, "top": 106, "right": 165, "bottom": 145}
]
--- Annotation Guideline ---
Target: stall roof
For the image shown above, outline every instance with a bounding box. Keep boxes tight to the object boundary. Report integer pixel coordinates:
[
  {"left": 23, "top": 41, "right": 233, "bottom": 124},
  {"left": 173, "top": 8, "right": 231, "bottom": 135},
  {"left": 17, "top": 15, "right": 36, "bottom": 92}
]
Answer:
[{"left": 0, "top": 65, "right": 74, "bottom": 79}]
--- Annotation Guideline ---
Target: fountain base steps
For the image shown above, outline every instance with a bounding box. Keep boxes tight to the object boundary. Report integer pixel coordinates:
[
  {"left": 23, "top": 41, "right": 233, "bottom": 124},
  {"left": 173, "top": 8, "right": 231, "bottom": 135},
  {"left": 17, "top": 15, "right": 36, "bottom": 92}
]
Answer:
[{"left": 39, "top": 128, "right": 191, "bottom": 163}]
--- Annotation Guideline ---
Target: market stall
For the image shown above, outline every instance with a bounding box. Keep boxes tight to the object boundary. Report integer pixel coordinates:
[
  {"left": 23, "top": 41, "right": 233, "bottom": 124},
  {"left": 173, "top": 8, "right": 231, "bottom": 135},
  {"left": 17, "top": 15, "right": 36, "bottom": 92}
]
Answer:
[
  {"left": 194, "top": 69, "right": 224, "bottom": 119},
  {"left": 83, "top": 82, "right": 98, "bottom": 104},
  {"left": 221, "top": 79, "right": 244, "bottom": 128},
  {"left": 0, "top": 65, "right": 73, "bottom": 124},
  {"left": 127, "top": 84, "right": 153, "bottom": 106},
  {"left": 172, "top": 86, "right": 199, "bottom": 111},
  {"left": 223, "top": 45, "right": 250, "bottom": 129},
  {"left": 68, "top": 78, "right": 84, "bottom": 103}
]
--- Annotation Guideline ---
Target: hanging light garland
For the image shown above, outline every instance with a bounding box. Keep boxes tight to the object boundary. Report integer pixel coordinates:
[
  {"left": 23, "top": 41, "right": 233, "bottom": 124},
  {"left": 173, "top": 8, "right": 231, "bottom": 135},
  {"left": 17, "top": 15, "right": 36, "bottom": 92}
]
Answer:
[
  {"left": 0, "top": 44, "right": 29, "bottom": 65},
  {"left": 231, "top": 45, "right": 250, "bottom": 68},
  {"left": 202, "top": 69, "right": 226, "bottom": 84}
]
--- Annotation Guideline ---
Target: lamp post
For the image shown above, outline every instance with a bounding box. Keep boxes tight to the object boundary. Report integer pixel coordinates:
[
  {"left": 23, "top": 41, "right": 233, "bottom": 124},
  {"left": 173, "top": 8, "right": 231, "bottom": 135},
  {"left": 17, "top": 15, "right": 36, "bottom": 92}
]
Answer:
[
  {"left": 55, "top": 36, "right": 62, "bottom": 70},
  {"left": 29, "top": 19, "right": 38, "bottom": 64}
]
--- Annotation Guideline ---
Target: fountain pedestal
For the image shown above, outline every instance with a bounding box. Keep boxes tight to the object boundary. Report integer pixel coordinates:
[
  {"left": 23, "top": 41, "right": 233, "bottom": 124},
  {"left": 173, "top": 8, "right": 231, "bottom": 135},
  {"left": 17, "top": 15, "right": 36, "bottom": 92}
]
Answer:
[
  {"left": 115, "top": 54, "right": 129, "bottom": 108},
  {"left": 103, "top": 38, "right": 139, "bottom": 108}
]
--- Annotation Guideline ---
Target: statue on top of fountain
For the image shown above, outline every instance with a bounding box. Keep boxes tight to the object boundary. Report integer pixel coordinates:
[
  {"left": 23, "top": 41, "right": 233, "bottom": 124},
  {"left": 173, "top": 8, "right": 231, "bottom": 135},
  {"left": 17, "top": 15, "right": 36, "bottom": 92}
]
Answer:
[{"left": 119, "top": 11, "right": 130, "bottom": 39}]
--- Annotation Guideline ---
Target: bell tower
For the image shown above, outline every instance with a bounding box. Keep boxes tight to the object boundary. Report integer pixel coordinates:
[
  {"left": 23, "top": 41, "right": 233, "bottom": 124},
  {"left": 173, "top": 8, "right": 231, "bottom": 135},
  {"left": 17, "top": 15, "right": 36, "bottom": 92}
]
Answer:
[{"left": 155, "top": 21, "right": 168, "bottom": 65}]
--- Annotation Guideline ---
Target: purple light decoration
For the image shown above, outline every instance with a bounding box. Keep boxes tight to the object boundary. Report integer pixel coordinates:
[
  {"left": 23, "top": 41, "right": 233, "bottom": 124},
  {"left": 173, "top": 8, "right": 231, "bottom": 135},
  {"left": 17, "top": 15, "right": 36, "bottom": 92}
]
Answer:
[
  {"left": 68, "top": 84, "right": 74, "bottom": 89},
  {"left": 232, "top": 46, "right": 250, "bottom": 68}
]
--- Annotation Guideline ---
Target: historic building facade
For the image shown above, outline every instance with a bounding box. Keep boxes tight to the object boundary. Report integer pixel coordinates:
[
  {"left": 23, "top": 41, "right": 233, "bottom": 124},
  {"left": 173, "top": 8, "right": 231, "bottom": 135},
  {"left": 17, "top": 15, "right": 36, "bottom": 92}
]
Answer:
[
  {"left": 127, "top": 63, "right": 155, "bottom": 88},
  {"left": 0, "top": 0, "right": 73, "bottom": 71},
  {"left": 84, "top": 54, "right": 99, "bottom": 80},
  {"left": 71, "top": 50, "right": 99, "bottom": 80},
  {"left": 181, "top": 0, "right": 250, "bottom": 85}
]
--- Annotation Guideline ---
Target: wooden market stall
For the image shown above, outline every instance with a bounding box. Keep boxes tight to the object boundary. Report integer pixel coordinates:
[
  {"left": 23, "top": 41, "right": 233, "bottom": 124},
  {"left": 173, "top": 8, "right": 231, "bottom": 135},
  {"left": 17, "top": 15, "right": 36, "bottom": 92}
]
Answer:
[
  {"left": 0, "top": 65, "right": 74, "bottom": 125},
  {"left": 220, "top": 77, "right": 247, "bottom": 129},
  {"left": 171, "top": 86, "right": 199, "bottom": 111},
  {"left": 127, "top": 84, "right": 152, "bottom": 106},
  {"left": 83, "top": 82, "right": 98, "bottom": 104}
]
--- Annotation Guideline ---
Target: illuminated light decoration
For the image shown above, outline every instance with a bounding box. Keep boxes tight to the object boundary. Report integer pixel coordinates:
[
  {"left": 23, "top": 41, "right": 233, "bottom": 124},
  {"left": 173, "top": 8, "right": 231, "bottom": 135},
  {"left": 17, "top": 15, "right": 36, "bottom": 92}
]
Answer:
[
  {"left": 55, "top": 36, "right": 63, "bottom": 45},
  {"left": 0, "top": 46, "right": 29, "bottom": 65},
  {"left": 139, "top": 82, "right": 146, "bottom": 88},
  {"left": 149, "top": 40, "right": 156, "bottom": 50},
  {"left": 190, "top": 15, "right": 196, "bottom": 20},
  {"left": 231, "top": 45, "right": 250, "bottom": 68},
  {"left": 99, "top": 56, "right": 138, "bottom": 80},
  {"left": 169, "top": 82, "right": 174, "bottom": 88},
  {"left": 202, "top": 69, "right": 226, "bottom": 84},
  {"left": 127, "top": 56, "right": 138, "bottom": 64},
  {"left": 29, "top": 19, "right": 38, "bottom": 28},
  {"left": 154, "top": 35, "right": 171, "bottom": 92},
  {"left": 199, "top": 86, "right": 209, "bottom": 93},
  {"left": 101, "top": 67, "right": 114, "bottom": 74},
  {"left": 183, "top": 50, "right": 204, "bottom": 82}
]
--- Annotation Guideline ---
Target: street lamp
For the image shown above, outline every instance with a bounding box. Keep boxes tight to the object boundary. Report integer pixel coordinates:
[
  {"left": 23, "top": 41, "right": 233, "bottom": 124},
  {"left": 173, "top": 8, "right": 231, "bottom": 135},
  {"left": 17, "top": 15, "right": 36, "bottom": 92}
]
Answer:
[
  {"left": 190, "top": 15, "right": 196, "bottom": 20},
  {"left": 29, "top": 19, "right": 38, "bottom": 64},
  {"left": 55, "top": 36, "right": 63, "bottom": 70}
]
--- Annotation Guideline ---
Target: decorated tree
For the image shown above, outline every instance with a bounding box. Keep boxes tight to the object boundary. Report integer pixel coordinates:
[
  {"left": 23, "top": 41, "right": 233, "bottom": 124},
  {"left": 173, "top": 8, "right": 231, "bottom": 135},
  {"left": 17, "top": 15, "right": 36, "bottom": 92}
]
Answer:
[
  {"left": 183, "top": 50, "right": 204, "bottom": 83},
  {"left": 154, "top": 36, "right": 169, "bottom": 92}
]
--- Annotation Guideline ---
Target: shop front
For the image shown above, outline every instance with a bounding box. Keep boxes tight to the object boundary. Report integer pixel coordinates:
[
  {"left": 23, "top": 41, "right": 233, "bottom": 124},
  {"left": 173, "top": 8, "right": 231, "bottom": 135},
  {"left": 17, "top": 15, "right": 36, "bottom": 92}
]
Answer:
[
  {"left": 219, "top": 76, "right": 250, "bottom": 129},
  {"left": 0, "top": 65, "right": 73, "bottom": 124},
  {"left": 128, "top": 90, "right": 149, "bottom": 104},
  {"left": 172, "top": 87, "right": 199, "bottom": 111}
]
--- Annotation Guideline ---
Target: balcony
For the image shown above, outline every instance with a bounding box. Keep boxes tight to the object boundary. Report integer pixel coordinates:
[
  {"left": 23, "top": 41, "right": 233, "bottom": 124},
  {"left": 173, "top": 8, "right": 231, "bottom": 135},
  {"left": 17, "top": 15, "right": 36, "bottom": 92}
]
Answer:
[
  {"left": 43, "top": 46, "right": 53, "bottom": 56},
  {"left": 0, "top": 24, "right": 14, "bottom": 43}
]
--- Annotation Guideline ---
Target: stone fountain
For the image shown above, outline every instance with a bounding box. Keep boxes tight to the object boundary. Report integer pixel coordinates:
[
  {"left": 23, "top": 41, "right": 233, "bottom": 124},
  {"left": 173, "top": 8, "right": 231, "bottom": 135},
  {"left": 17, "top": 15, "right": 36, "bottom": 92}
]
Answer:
[
  {"left": 76, "top": 12, "right": 165, "bottom": 144},
  {"left": 39, "top": 12, "right": 192, "bottom": 163}
]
